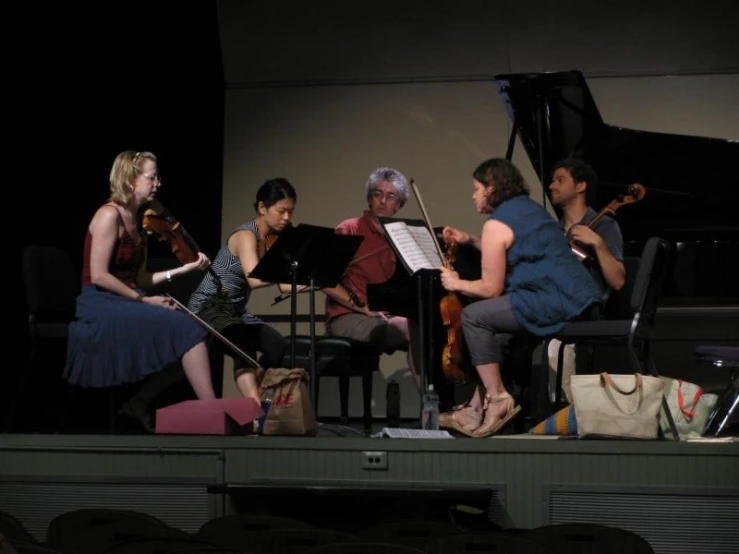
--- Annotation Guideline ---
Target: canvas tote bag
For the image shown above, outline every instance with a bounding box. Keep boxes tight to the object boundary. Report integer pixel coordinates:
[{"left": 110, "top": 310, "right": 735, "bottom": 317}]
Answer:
[
  {"left": 571, "top": 373, "right": 664, "bottom": 439},
  {"left": 260, "top": 368, "right": 316, "bottom": 436},
  {"left": 659, "top": 377, "right": 719, "bottom": 440}
]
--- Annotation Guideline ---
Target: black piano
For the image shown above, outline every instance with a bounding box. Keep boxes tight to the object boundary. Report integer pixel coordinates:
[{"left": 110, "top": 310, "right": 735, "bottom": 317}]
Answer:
[
  {"left": 368, "top": 70, "right": 739, "bottom": 408},
  {"left": 494, "top": 70, "right": 739, "bottom": 306}
]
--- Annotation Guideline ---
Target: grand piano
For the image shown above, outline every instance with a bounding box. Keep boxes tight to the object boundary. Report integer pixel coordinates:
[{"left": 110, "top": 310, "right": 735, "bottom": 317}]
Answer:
[
  {"left": 494, "top": 70, "right": 739, "bottom": 305},
  {"left": 368, "top": 70, "right": 739, "bottom": 406}
]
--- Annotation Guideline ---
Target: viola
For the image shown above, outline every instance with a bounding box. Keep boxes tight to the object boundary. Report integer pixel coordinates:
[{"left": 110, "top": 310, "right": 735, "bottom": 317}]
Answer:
[
  {"left": 139, "top": 199, "right": 261, "bottom": 371},
  {"left": 409, "top": 178, "right": 467, "bottom": 384},
  {"left": 570, "top": 183, "right": 646, "bottom": 261},
  {"left": 141, "top": 199, "right": 201, "bottom": 264},
  {"left": 439, "top": 237, "right": 467, "bottom": 383}
]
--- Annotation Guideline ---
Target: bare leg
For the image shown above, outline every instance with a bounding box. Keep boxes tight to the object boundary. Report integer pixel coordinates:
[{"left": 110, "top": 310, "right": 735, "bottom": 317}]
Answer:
[
  {"left": 181, "top": 341, "right": 217, "bottom": 400},
  {"left": 234, "top": 369, "right": 260, "bottom": 401},
  {"left": 473, "top": 362, "right": 509, "bottom": 416},
  {"left": 387, "top": 316, "right": 421, "bottom": 392}
]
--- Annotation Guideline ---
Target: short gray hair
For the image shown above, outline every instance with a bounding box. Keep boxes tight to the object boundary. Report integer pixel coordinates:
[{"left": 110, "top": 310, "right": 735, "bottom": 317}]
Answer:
[{"left": 365, "top": 167, "right": 410, "bottom": 207}]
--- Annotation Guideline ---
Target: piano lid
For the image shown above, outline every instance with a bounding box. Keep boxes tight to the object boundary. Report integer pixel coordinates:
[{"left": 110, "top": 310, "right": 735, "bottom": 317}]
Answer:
[{"left": 493, "top": 70, "right": 739, "bottom": 243}]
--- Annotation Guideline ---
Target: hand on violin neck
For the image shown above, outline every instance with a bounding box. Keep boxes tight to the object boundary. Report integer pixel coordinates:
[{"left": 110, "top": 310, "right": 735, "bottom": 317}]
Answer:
[
  {"left": 181, "top": 252, "right": 211, "bottom": 273},
  {"left": 442, "top": 226, "right": 470, "bottom": 246}
]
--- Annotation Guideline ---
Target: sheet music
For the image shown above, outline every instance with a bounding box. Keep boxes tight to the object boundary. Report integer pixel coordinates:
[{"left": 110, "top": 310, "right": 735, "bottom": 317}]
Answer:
[
  {"left": 384, "top": 221, "right": 444, "bottom": 273},
  {"left": 382, "top": 428, "right": 454, "bottom": 439}
]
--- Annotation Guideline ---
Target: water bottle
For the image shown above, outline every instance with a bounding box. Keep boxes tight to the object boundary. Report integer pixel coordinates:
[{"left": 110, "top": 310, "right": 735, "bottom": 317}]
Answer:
[
  {"left": 421, "top": 384, "right": 440, "bottom": 431},
  {"left": 257, "top": 388, "right": 274, "bottom": 435},
  {"left": 386, "top": 379, "right": 400, "bottom": 428}
]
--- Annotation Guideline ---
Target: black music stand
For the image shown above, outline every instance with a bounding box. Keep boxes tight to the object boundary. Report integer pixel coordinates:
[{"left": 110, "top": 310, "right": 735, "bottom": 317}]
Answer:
[{"left": 249, "top": 224, "right": 362, "bottom": 409}]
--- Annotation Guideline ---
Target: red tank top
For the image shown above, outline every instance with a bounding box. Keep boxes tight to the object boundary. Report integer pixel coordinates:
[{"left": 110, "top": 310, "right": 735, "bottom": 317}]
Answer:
[{"left": 81, "top": 228, "right": 145, "bottom": 288}]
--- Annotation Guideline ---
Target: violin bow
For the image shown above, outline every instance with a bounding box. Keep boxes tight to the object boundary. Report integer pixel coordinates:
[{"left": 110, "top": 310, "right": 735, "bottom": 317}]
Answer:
[
  {"left": 166, "top": 294, "right": 262, "bottom": 371},
  {"left": 410, "top": 178, "right": 446, "bottom": 266}
]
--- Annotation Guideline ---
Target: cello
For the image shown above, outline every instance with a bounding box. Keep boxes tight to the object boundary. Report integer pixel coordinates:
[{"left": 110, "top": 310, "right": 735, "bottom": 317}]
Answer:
[
  {"left": 569, "top": 183, "right": 646, "bottom": 261},
  {"left": 139, "top": 199, "right": 262, "bottom": 371},
  {"left": 409, "top": 179, "right": 467, "bottom": 384}
]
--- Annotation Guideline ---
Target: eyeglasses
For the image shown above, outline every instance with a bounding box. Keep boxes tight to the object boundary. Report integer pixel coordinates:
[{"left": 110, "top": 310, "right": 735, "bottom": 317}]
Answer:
[
  {"left": 142, "top": 173, "right": 161, "bottom": 183},
  {"left": 370, "top": 189, "right": 400, "bottom": 202}
]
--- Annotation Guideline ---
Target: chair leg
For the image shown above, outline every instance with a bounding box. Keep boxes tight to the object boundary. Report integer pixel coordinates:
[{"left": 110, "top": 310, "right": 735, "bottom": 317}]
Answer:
[
  {"left": 315, "top": 376, "right": 321, "bottom": 419},
  {"left": 338, "top": 375, "right": 350, "bottom": 426},
  {"left": 554, "top": 341, "right": 566, "bottom": 409},
  {"left": 714, "top": 373, "right": 739, "bottom": 437},
  {"left": 640, "top": 341, "right": 681, "bottom": 440},
  {"left": 362, "top": 372, "right": 373, "bottom": 433}
]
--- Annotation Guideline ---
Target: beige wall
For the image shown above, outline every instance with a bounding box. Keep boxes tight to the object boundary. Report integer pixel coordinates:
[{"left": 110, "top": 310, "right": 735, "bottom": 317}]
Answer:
[{"left": 215, "top": 0, "right": 739, "bottom": 417}]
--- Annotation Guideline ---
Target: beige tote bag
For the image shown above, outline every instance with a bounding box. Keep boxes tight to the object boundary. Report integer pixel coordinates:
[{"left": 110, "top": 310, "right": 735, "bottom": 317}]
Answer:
[{"left": 571, "top": 373, "right": 664, "bottom": 439}]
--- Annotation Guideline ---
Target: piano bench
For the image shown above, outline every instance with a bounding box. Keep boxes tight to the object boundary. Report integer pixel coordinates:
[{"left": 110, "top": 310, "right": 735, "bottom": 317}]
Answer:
[
  {"left": 284, "top": 335, "right": 380, "bottom": 432},
  {"left": 695, "top": 345, "right": 739, "bottom": 437}
]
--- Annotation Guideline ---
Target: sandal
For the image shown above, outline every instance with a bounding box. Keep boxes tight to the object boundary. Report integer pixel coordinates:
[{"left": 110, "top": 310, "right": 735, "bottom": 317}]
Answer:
[
  {"left": 439, "top": 404, "right": 483, "bottom": 437},
  {"left": 472, "top": 393, "right": 521, "bottom": 438}
]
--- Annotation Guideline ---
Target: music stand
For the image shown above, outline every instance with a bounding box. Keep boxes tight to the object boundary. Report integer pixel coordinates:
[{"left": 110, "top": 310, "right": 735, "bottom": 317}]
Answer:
[{"left": 249, "top": 223, "right": 362, "bottom": 408}]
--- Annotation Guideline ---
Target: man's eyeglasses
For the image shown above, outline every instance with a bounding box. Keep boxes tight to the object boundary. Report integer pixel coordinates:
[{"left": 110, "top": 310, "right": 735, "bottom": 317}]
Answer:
[{"left": 370, "top": 189, "right": 399, "bottom": 202}]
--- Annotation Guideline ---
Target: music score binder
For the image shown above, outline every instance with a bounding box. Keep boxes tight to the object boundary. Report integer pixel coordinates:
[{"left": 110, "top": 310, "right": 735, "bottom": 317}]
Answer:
[{"left": 378, "top": 217, "right": 446, "bottom": 275}]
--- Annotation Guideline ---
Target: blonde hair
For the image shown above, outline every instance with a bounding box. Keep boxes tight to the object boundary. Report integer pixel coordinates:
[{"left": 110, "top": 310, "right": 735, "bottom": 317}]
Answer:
[{"left": 108, "top": 150, "right": 157, "bottom": 204}]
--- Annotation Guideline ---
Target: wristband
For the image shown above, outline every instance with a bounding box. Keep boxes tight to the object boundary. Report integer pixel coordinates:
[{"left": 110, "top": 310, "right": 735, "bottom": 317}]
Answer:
[
  {"left": 166, "top": 270, "right": 172, "bottom": 282},
  {"left": 135, "top": 292, "right": 146, "bottom": 302}
]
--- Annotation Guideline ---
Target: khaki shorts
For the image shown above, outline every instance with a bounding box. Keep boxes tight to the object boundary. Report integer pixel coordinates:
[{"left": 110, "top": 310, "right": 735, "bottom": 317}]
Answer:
[{"left": 327, "top": 313, "right": 408, "bottom": 355}]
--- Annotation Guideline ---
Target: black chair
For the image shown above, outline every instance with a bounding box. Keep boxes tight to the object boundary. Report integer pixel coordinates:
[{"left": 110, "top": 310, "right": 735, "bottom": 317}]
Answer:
[
  {"left": 4, "top": 245, "right": 79, "bottom": 432},
  {"left": 547, "top": 237, "right": 679, "bottom": 439},
  {"left": 285, "top": 335, "right": 380, "bottom": 433}
]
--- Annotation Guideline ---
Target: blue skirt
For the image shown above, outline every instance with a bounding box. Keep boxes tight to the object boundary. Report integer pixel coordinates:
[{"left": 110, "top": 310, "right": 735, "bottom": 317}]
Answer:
[{"left": 64, "top": 286, "right": 208, "bottom": 388}]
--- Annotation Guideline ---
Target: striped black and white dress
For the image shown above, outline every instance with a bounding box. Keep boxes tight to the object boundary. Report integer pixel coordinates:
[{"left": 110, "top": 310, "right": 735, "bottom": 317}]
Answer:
[{"left": 187, "top": 221, "right": 265, "bottom": 330}]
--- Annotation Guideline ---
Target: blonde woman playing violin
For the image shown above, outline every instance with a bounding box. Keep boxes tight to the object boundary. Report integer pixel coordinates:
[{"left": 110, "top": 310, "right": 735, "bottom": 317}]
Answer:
[{"left": 65, "top": 150, "right": 216, "bottom": 432}]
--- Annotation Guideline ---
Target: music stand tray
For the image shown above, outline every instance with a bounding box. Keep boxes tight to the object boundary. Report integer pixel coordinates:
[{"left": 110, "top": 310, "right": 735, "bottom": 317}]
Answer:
[{"left": 249, "top": 223, "right": 363, "bottom": 411}]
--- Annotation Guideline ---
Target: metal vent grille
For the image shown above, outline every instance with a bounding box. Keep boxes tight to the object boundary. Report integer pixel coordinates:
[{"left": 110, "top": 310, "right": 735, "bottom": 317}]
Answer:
[
  {"left": 548, "top": 488, "right": 739, "bottom": 554},
  {"left": 0, "top": 481, "right": 213, "bottom": 543}
]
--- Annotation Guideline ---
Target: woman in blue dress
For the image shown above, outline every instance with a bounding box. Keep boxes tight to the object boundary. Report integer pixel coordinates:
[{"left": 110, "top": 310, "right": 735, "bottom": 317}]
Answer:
[
  {"left": 438, "top": 158, "right": 600, "bottom": 438},
  {"left": 65, "top": 150, "right": 217, "bottom": 430}
]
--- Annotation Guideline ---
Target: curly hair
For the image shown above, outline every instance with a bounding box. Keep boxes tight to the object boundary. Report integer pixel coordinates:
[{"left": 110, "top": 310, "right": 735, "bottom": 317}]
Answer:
[{"left": 472, "top": 158, "right": 529, "bottom": 208}]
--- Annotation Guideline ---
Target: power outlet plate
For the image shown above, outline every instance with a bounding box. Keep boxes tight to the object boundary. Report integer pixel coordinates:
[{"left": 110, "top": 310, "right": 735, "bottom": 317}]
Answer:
[{"left": 361, "top": 450, "right": 388, "bottom": 470}]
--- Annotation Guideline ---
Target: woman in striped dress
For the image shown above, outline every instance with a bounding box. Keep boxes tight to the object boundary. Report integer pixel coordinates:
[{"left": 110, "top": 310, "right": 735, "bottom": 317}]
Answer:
[{"left": 188, "top": 178, "right": 296, "bottom": 403}]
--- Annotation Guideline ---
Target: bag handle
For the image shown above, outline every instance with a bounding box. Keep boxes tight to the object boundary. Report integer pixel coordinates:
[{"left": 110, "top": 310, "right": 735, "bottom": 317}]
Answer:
[
  {"left": 600, "top": 373, "right": 643, "bottom": 416},
  {"left": 677, "top": 379, "right": 703, "bottom": 420},
  {"left": 600, "top": 372, "right": 642, "bottom": 395}
]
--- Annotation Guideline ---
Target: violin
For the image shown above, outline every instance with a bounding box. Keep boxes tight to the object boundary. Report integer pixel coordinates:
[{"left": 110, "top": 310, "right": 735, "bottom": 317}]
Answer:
[
  {"left": 570, "top": 183, "right": 646, "bottom": 261},
  {"left": 139, "top": 199, "right": 261, "bottom": 371},
  {"left": 439, "top": 237, "right": 467, "bottom": 383},
  {"left": 141, "top": 199, "right": 201, "bottom": 264}
]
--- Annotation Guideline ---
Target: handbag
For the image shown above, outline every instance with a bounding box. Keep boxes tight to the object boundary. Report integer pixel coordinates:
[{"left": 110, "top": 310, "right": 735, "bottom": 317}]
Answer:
[
  {"left": 259, "top": 368, "right": 317, "bottom": 436},
  {"left": 570, "top": 373, "right": 664, "bottom": 439},
  {"left": 659, "top": 377, "right": 719, "bottom": 440}
]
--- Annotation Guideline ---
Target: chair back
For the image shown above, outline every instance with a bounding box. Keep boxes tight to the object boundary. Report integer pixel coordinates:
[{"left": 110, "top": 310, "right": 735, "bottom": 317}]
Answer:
[
  {"left": 604, "top": 256, "right": 640, "bottom": 320},
  {"left": 629, "top": 237, "right": 670, "bottom": 335},
  {"left": 22, "top": 245, "right": 78, "bottom": 325}
]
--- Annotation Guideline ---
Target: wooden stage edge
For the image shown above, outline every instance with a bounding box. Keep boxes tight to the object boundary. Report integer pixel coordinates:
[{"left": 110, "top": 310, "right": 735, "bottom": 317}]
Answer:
[{"left": 1, "top": 432, "right": 737, "bottom": 550}]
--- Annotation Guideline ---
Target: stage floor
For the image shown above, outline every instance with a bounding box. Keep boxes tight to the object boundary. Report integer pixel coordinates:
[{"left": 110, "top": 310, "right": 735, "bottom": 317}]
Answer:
[{"left": 1, "top": 427, "right": 737, "bottom": 554}]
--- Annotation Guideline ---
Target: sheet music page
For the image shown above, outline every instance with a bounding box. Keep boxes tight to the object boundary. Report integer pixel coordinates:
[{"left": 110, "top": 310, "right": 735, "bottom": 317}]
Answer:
[
  {"left": 384, "top": 221, "right": 444, "bottom": 273},
  {"left": 382, "top": 428, "right": 454, "bottom": 439}
]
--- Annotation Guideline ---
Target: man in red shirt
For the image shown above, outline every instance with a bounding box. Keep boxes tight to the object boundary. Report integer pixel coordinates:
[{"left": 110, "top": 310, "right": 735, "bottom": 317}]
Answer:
[{"left": 323, "top": 167, "right": 419, "bottom": 387}]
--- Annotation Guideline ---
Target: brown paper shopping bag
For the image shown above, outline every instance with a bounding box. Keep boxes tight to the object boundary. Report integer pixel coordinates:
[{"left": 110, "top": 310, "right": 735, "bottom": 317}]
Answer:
[{"left": 260, "top": 368, "right": 316, "bottom": 436}]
